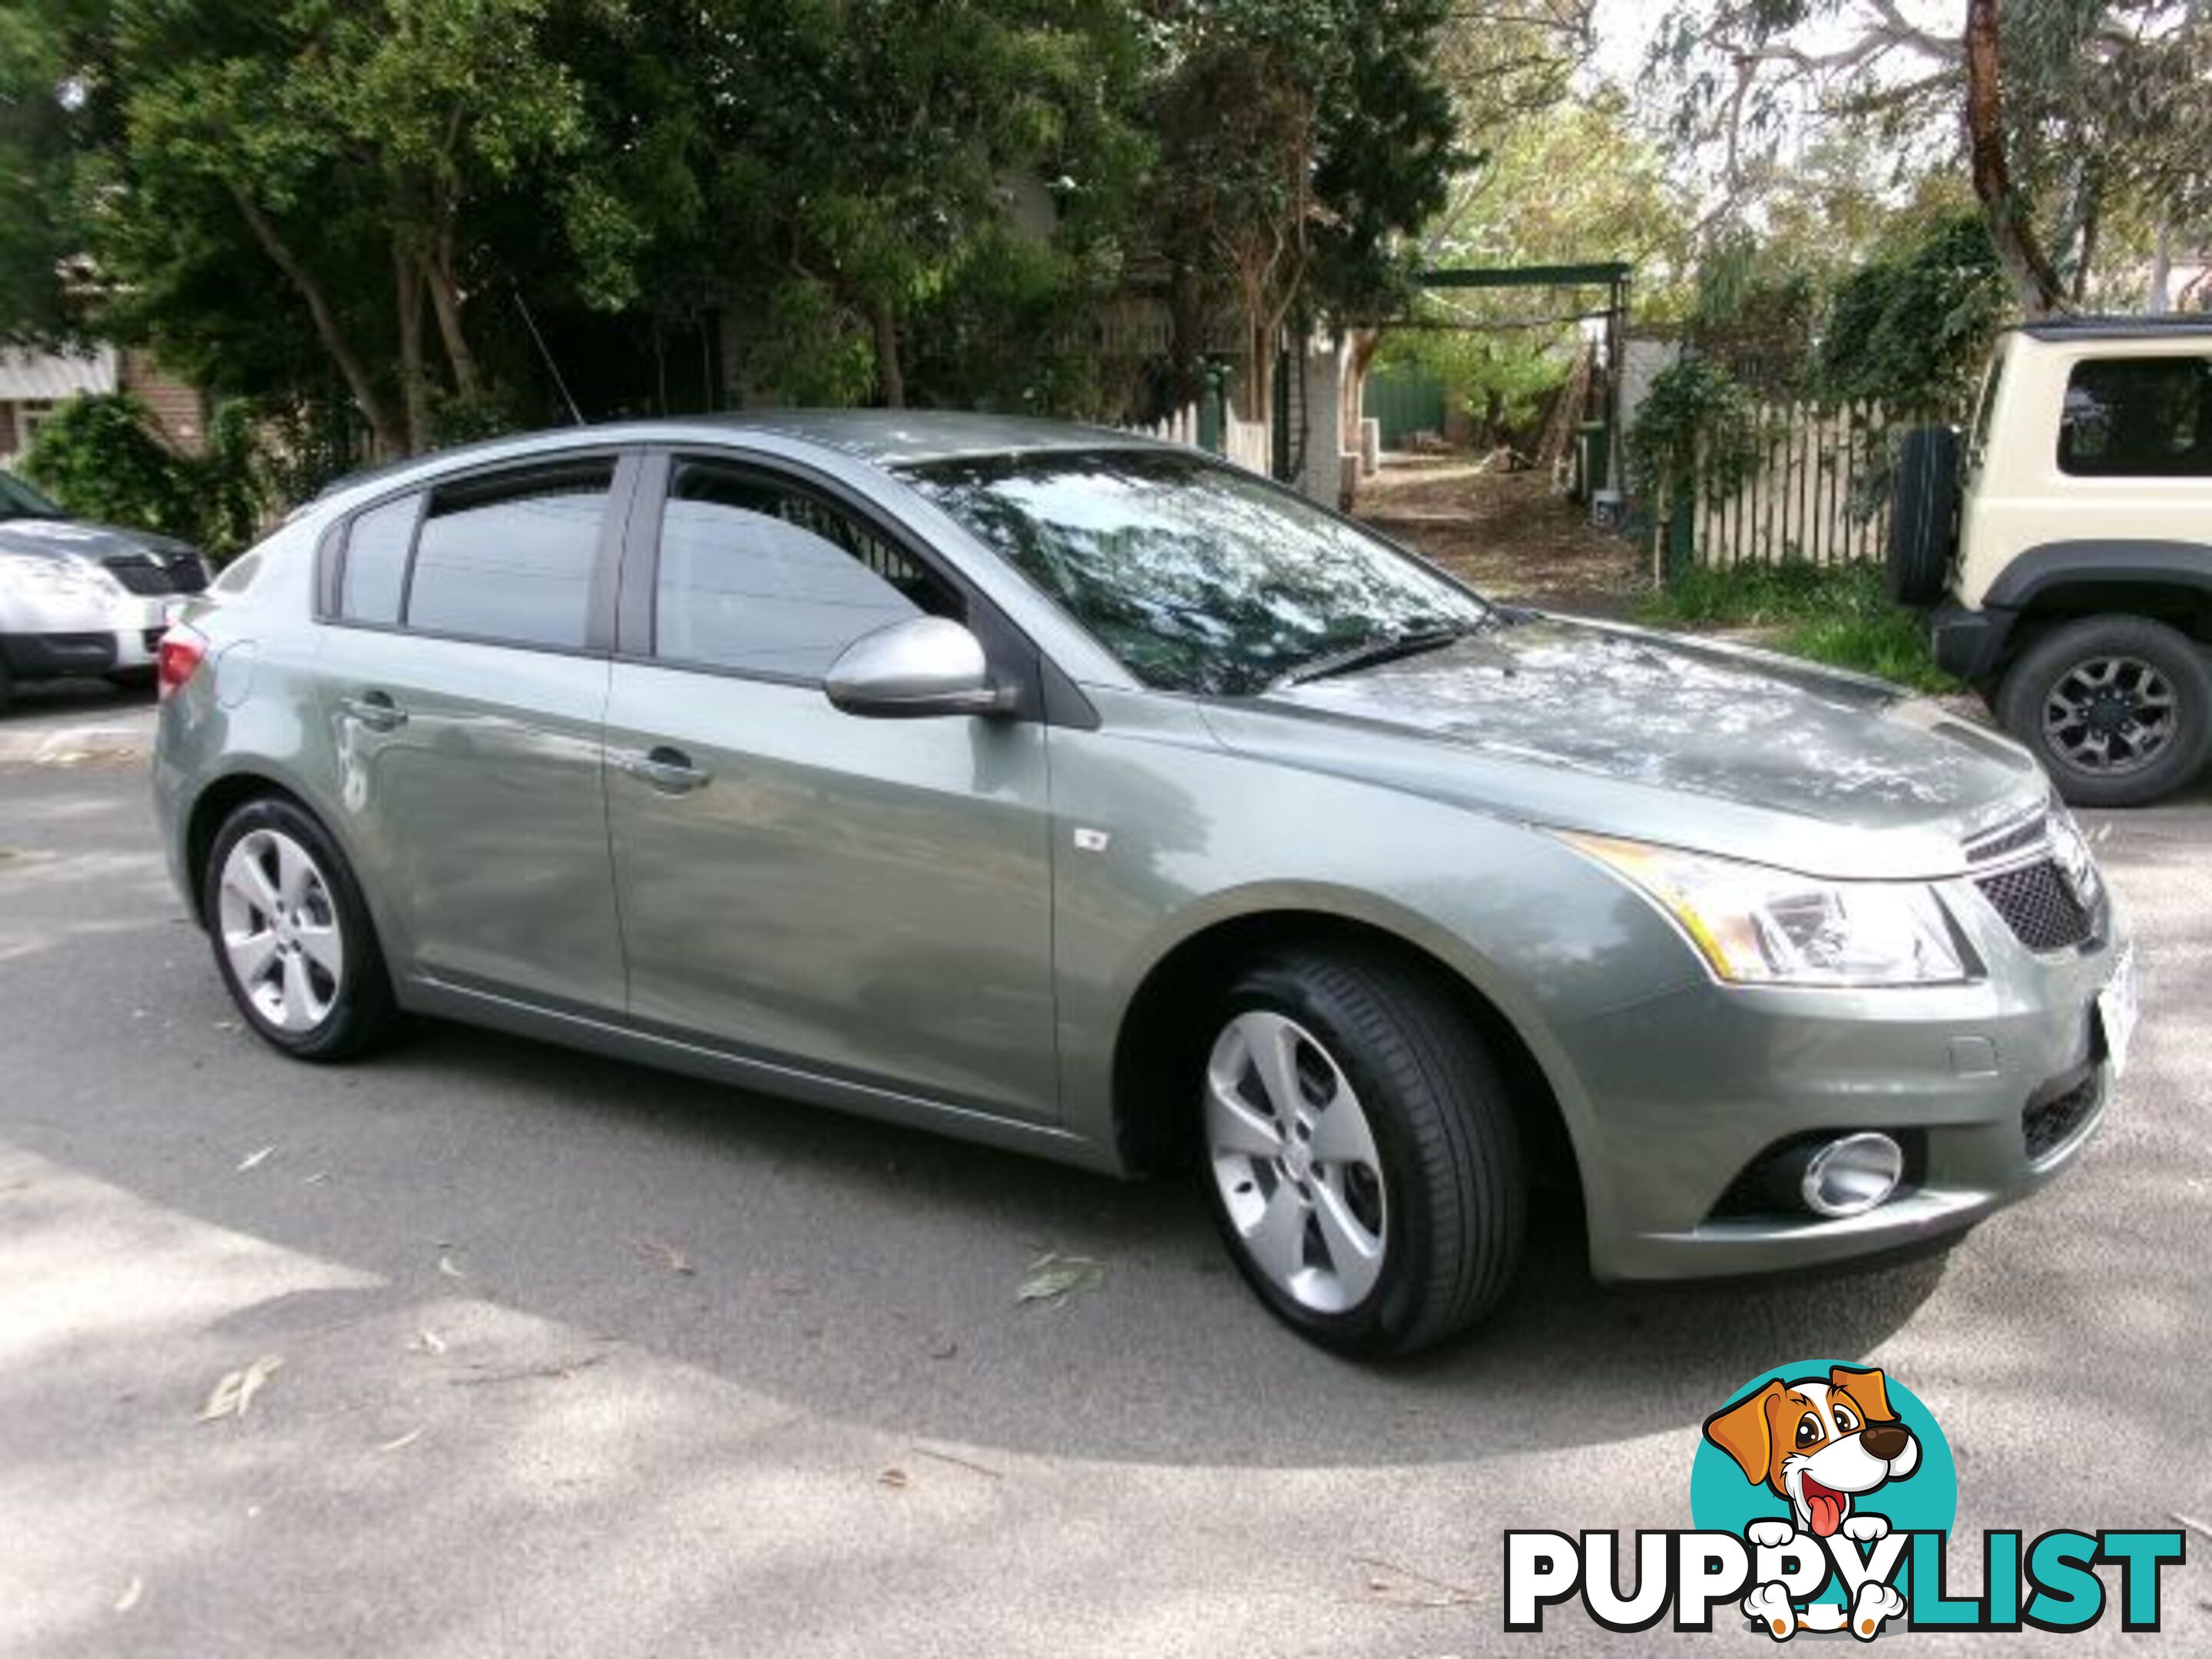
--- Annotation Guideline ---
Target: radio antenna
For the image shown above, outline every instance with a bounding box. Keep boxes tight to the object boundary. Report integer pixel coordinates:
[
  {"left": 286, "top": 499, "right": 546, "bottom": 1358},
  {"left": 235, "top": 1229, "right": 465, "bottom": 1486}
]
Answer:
[{"left": 513, "top": 290, "right": 584, "bottom": 426}]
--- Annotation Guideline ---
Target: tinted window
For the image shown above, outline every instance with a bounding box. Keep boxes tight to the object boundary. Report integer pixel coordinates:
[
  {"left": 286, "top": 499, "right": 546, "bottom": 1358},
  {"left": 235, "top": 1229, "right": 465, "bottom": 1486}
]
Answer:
[
  {"left": 406, "top": 462, "right": 612, "bottom": 647},
  {"left": 339, "top": 494, "right": 418, "bottom": 624},
  {"left": 653, "top": 461, "right": 950, "bottom": 677},
  {"left": 899, "top": 450, "right": 1491, "bottom": 697},
  {"left": 2058, "top": 356, "right": 2212, "bottom": 477}
]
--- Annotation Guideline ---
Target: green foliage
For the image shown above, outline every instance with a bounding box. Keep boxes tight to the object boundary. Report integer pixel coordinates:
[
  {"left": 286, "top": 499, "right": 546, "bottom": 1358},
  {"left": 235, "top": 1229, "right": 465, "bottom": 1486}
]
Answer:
[
  {"left": 19, "top": 392, "right": 273, "bottom": 558},
  {"left": 1637, "top": 560, "right": 1959, "bottom": 692},
  {"left": 1811, "top": 213, "right": 2008, "bottom": 412},
  {"left": 1376, "top": 328, "right": 1569, "bottom": 446},
  {"left": 20, "top": 396, "right": 204, "bottom": 542},
  {"left": 1626, "top": 355, "right": 1763, "bottom": 505}
]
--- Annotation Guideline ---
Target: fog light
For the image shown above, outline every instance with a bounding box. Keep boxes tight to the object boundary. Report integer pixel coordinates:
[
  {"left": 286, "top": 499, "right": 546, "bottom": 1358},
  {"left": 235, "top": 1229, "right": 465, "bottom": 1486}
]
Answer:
[{"left": 1799, "top": 1133, "right": 1905, "bottom": 1218}]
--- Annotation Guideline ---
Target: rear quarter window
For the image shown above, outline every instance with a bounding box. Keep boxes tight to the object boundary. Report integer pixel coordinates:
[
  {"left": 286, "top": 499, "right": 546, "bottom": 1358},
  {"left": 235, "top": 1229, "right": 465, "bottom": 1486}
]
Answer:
[{"left": 2057, "top": 356, "right": 2212, "bottom": 477}]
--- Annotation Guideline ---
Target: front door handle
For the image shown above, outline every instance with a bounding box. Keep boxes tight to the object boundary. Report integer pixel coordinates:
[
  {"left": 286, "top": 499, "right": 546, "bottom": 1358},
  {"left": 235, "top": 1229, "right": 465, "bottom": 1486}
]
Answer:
[
  {"left": 340, "top": 690, "right": 408, "bottom": 732},
  {"left": 621, "top": 744, "right": 710, "bottom": 795}
]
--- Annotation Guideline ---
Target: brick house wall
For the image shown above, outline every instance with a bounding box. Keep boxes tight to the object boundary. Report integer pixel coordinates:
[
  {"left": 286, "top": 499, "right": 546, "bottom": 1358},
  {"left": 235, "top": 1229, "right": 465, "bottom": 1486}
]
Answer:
[{"left": 120, "top": 351, "right": 207, "bottom": 454}]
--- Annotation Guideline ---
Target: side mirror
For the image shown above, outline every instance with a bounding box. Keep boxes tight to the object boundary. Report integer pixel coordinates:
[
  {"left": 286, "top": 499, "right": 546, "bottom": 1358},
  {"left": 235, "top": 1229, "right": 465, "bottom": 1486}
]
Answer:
[{"left": 824, "top": 616, "right": 1013, "bottom": 719}]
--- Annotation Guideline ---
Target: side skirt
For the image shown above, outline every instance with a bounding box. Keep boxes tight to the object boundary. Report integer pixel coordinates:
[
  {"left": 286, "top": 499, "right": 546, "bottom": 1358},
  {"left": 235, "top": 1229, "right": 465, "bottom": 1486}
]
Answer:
[{"left": 399, "top": 974, "right": 1124, "bottom": 1175}]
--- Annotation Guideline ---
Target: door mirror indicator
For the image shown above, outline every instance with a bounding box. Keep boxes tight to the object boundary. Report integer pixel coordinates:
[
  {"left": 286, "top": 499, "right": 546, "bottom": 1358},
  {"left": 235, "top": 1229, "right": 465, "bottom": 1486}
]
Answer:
[{"left": 824, "top": 616, "right": 1012, "bottom": 719}]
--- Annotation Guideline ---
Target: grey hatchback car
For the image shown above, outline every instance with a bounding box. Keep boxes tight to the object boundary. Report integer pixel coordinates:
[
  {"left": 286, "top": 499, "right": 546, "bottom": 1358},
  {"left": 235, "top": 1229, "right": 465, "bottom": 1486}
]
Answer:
[{"left": 153, "top": 414, "right": 2133, "bottom": 1355}]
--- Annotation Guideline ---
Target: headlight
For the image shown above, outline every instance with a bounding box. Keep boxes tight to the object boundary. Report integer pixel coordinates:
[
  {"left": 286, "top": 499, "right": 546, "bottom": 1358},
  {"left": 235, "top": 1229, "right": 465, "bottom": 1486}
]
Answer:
[
  {"left": 1558, "top": 832, "right": 1971, "bottom": 987},
  {"left": 0, "top": 558, "right": 112, "bottom": 601}
]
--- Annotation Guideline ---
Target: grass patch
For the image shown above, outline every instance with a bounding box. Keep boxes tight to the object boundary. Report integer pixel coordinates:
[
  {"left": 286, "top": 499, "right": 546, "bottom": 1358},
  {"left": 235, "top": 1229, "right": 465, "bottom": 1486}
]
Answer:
[{"left": 1637, "top": 561, "right": 1960, "bottom": 694}]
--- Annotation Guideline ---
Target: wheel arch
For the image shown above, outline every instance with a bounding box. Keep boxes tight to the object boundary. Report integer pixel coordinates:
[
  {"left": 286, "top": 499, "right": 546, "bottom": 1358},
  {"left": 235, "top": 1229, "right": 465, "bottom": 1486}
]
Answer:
[
  {"left": 1108, "top": 902, "right": 1587, "bottom": 1216},
  {"left": 181, "top": 763, "right": 386, "bottom": 942},
  {"left": 1990, "top": 541, "right": 2212, "bottom": 654}
]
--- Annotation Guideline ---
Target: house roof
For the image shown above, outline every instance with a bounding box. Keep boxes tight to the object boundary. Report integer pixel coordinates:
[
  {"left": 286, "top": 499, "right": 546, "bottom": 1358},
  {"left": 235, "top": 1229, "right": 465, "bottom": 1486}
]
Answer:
[{"left": 0, "top": 346, "right": 118, "bottom": 402}]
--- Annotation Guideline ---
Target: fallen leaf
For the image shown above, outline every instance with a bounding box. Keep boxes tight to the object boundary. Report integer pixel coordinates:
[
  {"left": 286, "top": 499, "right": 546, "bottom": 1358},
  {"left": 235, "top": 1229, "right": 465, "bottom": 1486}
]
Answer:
[
  {"left": 377, "top": 1426, "right": 424, "bottom": 1452},
  {"left": 407, "top": 1330, "right": 447, "bottom": 1356},
  {"left": 197, "top": 1356, "right": 283, "bottom": 1422},
  {"left": 237, "top": 1146, "right": 275, "bottom": 1172},
  {"left": 1352, "top": 1556, "right": 1488, "bottom": 1609},
  {"left": 626, "top": 1236, "right": 694, "bottom": 1275},
  {"left": 212, "top": 1018, "right": 240, "bottom": 1032},
  {"left": 437, "top": 1252, "right": 465, "bottom": 1280},
  {"left": 914, "top": 1445, "right": 1001, "bottom": 1480},
  {"left": 113, "top": 1576, "right": 142, "bottom": 1614},
  {"left": 300, "top": 1171, "right": 328, "bottom": 1186},
  {"left": 2172, "top": 1512, "right": 2212, "bottom": 1541},
  {"left": 877, "top": 1467, "right": 909, "bottom": 1491},
  {"left": 1016, "top": 1251, "right": 1105, "bottom": 1305},
  {"left": 929, "top": 1337, "right": 959, "bottom": 1361}
]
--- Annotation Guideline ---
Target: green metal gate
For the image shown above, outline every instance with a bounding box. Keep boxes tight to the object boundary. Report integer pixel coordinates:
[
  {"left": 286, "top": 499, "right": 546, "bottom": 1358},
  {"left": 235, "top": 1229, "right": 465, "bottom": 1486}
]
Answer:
[{"left": 1365, "top": 366, "right": 1449, "bottom": 447}]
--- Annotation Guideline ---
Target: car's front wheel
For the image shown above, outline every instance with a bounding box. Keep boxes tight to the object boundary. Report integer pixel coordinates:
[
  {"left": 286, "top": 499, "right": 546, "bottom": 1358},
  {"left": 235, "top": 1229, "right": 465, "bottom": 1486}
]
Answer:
[
  {"left": 1200, "top": 949, "right": 1525, "bottom": 1357},
  {"left": 203, "top": 797, "right": 398, "bottom": 1061},
  {"left": 1995, "top": 615, "right": 2212, "bottom": 807}
]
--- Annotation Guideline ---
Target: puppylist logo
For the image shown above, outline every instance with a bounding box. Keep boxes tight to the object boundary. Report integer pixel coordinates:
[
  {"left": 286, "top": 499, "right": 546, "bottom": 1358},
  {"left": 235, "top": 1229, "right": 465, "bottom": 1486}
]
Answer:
[{"left": 1505, "top": 1360, "right": 2186, "bottom": 1639}]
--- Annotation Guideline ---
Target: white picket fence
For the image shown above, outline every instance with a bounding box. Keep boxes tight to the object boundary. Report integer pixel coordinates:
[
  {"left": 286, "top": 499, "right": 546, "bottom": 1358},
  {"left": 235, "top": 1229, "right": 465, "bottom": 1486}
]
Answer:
[
  {"left": 1121, "top": 402, "right": 1272, "bottom": 475},
  {"left": 1687, "top": 399, "right": 1938, "bottom": 567}
]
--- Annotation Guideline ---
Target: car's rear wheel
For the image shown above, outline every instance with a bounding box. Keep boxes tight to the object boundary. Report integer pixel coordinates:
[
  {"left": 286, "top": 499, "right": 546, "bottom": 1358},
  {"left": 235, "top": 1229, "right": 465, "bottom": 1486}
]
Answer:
[
  {"left": 1995, "top": 615, "right": 2212, "bottom": 807},
  {"left": 203, "top": 797, "right": 398, "bottom": 1061},
  {"left": 1200, "top": 949, "right": 1524, "bottom": 1357}
]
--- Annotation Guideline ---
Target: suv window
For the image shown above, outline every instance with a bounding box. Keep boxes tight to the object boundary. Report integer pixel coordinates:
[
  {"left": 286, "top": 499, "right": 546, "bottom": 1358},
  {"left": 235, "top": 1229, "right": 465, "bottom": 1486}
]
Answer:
[
  {"left": 405, "top": 462, "right": 614, "bottom": 647},
  {"left": 652, "top": 459, "right": 954, "bottom": 677},
  {"left": 2057, "top": 356, "right": 2212, "bottom": 477}
]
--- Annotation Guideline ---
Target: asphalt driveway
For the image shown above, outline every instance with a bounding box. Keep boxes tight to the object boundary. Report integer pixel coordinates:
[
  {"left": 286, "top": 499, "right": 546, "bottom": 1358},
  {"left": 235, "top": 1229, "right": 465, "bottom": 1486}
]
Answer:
[{"left": 1, "top": 694, "right": 2206, "bottom": 1655}]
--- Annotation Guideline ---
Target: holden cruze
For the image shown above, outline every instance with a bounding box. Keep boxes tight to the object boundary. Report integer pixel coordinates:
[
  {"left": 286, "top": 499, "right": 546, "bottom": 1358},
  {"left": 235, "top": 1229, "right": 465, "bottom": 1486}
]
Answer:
[{"left": 152, "top": 414, "right": 2132, "bottom": 1355}]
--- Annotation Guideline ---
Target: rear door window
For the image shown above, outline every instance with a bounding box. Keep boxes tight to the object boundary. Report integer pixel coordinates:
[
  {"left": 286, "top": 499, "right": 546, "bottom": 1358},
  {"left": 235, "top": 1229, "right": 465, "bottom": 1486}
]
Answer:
[
  {"left": 405, "top": 462, "right": 614, "bottom": 647},
  {"left": 2058, "top": 356, "right": 2212, "bottom": 477},
  {"left": 651, "top": 459, "right": 955, "bottom": 678}
]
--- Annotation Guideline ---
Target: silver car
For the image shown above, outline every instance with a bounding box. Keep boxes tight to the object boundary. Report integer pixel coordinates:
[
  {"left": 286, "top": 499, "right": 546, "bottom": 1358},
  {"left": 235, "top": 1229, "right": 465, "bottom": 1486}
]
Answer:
[{"left": 152, "top": 415, "right": 2132, "bottom": 1355}]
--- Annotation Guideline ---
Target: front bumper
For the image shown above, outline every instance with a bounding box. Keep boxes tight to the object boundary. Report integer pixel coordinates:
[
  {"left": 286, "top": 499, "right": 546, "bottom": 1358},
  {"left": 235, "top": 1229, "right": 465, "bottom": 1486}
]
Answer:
[
  {"left": 1, "top": 628, "right": 121, "bottom": 677},
  {"left": 1558, "top": 879, "right": 2124, "bottom": 1282}
]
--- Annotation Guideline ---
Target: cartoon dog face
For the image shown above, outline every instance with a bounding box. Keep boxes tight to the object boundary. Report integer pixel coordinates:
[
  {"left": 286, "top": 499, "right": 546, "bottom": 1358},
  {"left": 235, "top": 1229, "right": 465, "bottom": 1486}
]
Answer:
[{"left": 1704, "top": 1365, "right": 1921, "bottom": 1538}]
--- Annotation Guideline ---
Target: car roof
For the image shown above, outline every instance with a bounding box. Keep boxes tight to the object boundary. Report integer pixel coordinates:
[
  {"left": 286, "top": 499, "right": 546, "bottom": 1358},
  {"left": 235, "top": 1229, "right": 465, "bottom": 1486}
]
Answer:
[
  {"left": 2015, "top": 316, "right": 2212, "bottom": 343},
  {"left": 313, "top": 410, "right": 1166, "bottom": 501}
]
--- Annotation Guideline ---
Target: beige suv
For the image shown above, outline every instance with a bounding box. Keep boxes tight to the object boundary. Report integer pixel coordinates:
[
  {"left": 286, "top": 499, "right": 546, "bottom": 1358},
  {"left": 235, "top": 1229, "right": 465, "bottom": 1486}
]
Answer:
[{"left": 1892, "top": 318, "right": 2212, "bottom": 806}]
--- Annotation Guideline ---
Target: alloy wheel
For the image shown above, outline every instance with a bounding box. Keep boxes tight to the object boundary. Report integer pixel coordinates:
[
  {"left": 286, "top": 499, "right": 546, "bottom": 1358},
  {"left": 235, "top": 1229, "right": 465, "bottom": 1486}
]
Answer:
[
  {"left": 217, "top": 827, "right": 344, "bottom": 1032},
  {"left": 2043, "top": 654, "right": 2177, "bottom": 777},
  {"left": 1204, "top": 1009, "right": 1389, "bottom": 1314}
]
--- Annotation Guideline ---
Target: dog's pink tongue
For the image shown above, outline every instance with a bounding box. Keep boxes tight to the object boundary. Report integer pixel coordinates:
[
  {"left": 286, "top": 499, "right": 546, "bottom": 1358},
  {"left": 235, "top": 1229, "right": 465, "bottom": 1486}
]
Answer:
[{"left": 1805, "top": 1483, "right": 1843, "bottom": 1538}]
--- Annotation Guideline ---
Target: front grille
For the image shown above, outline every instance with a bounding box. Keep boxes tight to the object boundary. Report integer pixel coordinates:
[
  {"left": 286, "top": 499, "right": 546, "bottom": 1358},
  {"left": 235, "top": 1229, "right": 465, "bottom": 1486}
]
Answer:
[
  {"left": 2024, "top": 1072, "right": 2100, "bottom": 1162},
  {"left": 103, "top": 558, "right": 172, "bottom": 595},
  {"left": 1965, "top": 813, "right": 2047, "bottom": 865},
  {"left": 1975, "top": 859, "right": 2093, "bottom": 952}
]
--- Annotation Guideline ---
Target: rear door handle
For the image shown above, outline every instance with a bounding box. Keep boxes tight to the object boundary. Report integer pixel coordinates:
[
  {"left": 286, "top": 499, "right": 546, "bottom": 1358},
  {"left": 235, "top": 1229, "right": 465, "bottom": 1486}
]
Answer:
[
  {"left": 340, "top": 690, "right": 408, "bottom": 732},
  {"left": 621, "top": 744, "right": 710, "bottom": 795}
]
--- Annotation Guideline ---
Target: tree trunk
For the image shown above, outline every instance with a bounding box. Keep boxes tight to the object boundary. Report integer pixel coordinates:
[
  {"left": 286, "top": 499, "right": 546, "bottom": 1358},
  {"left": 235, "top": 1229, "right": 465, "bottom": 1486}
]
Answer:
[
  {"left": 871, "top": 298, "right": 906, "bottom": 409},
  {"left": 1167, "top": 261, "right": 1209, "bottom": 407},
  {"left": 232, "top": 185, "right": 405, "bottom": 458},
  {"left": 395, "top": 240, "right": 430, "bottom": 455},
  {"left": 1339, "top": 327, "right": 1380, "bottom": 467},
  {"left": 427, "top": 213, "right": 482, "bottom": 401},
  {"left": 1963, "top": 0, "right": 2068, "bottom": 317}
]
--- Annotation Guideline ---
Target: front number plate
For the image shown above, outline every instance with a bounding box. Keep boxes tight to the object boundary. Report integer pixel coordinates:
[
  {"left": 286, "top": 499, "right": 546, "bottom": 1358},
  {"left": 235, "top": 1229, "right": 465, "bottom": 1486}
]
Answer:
[{"left": 2098, "top": 946, "right": 2138, "bottom": 1081}]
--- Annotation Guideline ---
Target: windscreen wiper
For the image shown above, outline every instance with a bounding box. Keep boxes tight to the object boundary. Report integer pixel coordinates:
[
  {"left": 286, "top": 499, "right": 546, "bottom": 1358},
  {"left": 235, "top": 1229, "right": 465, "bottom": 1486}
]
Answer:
[{"left": 1276, "top": 622, "right": 1478, "bottom": 689}]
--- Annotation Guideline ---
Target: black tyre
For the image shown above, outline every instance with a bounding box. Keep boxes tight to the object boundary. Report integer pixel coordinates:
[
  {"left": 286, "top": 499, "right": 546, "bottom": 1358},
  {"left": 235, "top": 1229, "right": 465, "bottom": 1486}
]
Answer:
[
  {"left": 1995, "top": 615, "right": 2212, "bottom": 807},
  {"left": 1886, "top": 426, "right": 1960, "bottom": 605},
  {"left": 201, "top": 796, "right": 399, "bottom": 1061},
  {"left": 1198, "top": 948, "right": 1525, "bottom": 1357}
]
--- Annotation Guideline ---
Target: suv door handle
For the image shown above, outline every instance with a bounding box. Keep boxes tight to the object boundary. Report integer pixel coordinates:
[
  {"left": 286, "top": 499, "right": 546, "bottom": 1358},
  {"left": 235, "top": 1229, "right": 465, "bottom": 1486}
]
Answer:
[
  {"left": 340, "top": 690, "right": 408, "bottom": 732},
  {"left": 621, "top": 744, "right": 710, "bottom": 795}
]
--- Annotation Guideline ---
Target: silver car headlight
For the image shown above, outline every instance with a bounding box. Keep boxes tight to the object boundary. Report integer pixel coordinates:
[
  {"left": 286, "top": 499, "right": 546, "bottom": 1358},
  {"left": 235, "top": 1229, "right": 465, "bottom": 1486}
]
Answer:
[{"left": 1558, "top": 832, "right": 1971, "bottom": 987}]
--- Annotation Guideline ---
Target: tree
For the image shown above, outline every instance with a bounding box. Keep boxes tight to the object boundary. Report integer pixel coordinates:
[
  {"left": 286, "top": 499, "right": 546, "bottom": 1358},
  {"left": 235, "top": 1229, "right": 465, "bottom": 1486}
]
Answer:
[
  {"left": 1647, "top": 0, "right": 2212, "bottom": 316},
  {"left": 1147, "top": 0, "right": 1462, "bottom": 419}
]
